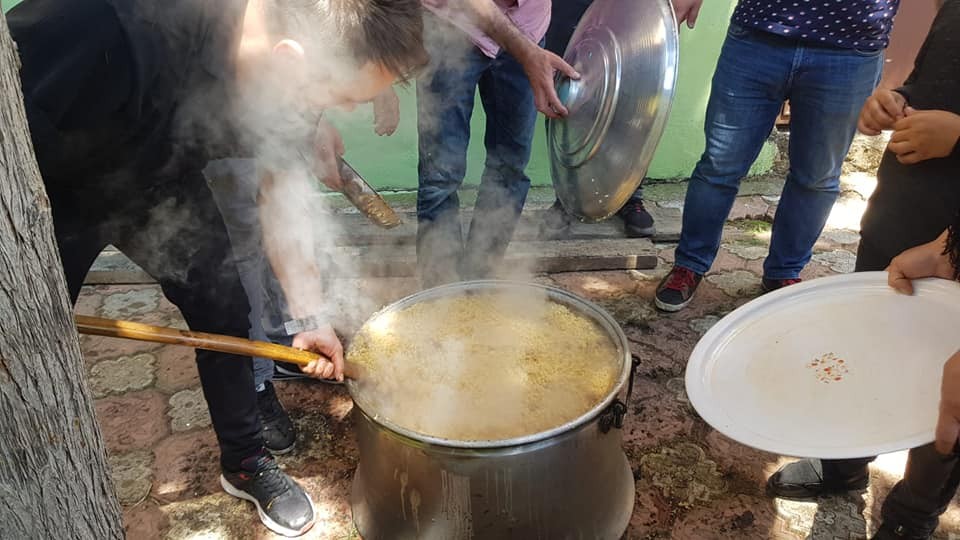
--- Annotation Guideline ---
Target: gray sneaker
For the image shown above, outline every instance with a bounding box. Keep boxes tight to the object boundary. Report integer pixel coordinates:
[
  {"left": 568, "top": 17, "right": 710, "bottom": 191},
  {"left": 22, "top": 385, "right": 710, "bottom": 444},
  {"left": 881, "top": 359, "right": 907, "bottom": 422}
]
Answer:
[
  {"left": 221, "top": 451, "right": 315, "bottom": 537},
  {"left": 539, "top": 200, "right": 573, "bottom": 240}
]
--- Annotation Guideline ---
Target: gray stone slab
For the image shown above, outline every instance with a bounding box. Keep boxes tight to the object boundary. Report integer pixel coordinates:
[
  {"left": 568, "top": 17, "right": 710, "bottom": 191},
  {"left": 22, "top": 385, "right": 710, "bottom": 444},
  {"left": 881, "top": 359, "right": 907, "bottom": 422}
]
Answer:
[
  {"left": 86, "top": 237, "right": 658, "bottom": 283},
  {"left": 331, "top": 207, "right": 683, "bottom": 246},
  {"left": 331, "top": 238, "right": 658, "bottom": 277}
]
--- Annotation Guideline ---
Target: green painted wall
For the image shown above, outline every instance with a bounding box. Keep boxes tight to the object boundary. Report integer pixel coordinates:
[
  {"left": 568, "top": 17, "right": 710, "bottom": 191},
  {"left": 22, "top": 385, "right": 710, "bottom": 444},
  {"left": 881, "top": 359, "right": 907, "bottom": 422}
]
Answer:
[
  {"left": 3, "top": 0, "right": 775, "bottom": 188},
  {"left": 328, "top": 0, "right": 776, "bottom": 189}
]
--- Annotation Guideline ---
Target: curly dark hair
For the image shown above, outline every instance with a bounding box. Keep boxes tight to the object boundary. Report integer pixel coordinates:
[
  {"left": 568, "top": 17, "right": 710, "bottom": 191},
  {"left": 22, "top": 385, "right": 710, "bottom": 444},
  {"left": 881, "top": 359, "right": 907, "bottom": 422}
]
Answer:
[{"left": 947, "top": 211, "right": 960, "bottom": 281}]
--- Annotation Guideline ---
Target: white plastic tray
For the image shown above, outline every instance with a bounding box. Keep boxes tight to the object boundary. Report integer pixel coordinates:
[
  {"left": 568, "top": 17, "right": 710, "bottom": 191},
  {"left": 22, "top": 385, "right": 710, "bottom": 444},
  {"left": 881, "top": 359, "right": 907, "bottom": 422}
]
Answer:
[{"left": 686, "top": 272, "right": 960, "bottom": 458}]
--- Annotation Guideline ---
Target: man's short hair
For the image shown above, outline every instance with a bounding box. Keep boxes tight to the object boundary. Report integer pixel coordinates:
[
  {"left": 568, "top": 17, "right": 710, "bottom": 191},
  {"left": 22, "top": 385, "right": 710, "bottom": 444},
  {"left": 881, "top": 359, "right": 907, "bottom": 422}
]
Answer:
[{"left": 264, "top": 0, "right": 429, "bottom": 81}]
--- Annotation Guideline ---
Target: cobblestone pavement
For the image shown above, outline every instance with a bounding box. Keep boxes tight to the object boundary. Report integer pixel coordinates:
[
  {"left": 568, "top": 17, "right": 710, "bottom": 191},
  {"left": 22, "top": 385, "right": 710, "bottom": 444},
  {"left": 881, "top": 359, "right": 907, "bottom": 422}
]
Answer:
[{"left": 78, "top": 186, "right": 960, "bottom": 539}]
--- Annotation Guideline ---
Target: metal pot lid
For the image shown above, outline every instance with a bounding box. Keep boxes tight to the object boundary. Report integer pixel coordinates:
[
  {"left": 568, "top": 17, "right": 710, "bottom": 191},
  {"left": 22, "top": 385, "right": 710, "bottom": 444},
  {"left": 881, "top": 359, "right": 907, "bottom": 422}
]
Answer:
[{"left": 547, "top": 0, "right": 679, "bottom": 222}]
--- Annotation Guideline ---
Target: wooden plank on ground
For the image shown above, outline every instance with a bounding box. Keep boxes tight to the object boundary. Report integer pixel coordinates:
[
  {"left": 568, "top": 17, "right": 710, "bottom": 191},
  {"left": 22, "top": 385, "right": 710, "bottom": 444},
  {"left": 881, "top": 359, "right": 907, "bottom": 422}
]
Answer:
[
  {"left": 85, "top": 238, "right": 658, "bottom": 284},
  {"left": 331, "top": 238, "right": 657, "bottom": 278}
]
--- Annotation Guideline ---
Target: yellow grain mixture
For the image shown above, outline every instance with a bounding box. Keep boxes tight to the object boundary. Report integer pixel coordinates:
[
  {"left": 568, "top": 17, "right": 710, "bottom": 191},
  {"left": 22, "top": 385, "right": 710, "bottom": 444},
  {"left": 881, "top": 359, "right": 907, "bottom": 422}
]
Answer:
[{"left": 347, "top": 291, "right": 621, "bottom": 441}]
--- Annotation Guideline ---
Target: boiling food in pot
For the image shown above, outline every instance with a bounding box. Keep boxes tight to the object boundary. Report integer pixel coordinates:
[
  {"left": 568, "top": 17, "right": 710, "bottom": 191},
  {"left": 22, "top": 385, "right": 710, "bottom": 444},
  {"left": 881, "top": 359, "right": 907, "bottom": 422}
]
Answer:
[{"left": 347, "top": 291, "right": 620, "bottom": 441}]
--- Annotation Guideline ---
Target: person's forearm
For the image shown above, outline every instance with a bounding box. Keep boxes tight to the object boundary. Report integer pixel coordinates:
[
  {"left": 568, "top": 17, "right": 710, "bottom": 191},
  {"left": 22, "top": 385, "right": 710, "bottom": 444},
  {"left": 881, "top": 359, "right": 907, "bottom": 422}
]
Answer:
[{"left": 258, "top": 169, "right": 326, "bottom": 321}]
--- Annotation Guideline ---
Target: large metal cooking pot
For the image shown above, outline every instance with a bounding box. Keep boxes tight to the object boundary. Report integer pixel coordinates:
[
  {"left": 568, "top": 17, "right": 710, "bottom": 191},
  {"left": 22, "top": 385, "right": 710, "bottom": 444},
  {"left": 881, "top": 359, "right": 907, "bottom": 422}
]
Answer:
[
  {"left": 548, "top": 0, "right": 679, "bottom": 222},
  {"left": 346, "top": 281, "right": 637, "bottom": 539}
]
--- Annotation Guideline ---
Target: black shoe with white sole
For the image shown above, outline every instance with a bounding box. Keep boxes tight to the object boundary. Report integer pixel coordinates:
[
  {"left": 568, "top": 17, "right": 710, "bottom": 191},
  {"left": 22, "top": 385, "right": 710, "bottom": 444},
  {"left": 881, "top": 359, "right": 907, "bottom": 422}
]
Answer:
[{"left": 221, "top": 451, "right": 315, "bottom": 537}]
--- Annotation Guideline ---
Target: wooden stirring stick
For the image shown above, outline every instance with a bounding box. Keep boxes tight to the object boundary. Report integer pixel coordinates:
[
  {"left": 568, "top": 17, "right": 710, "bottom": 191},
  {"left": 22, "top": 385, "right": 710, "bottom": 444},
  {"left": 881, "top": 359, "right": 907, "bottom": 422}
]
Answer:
[{"left": 75, "top": 315, "right": 362, "bottom": 380}]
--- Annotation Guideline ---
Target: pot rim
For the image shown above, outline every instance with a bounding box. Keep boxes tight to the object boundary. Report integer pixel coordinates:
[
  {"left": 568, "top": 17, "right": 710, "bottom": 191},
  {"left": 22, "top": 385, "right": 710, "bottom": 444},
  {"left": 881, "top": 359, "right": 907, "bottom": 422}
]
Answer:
[{"left": 345, "top": 279, "right": 632, "bottom": 449}]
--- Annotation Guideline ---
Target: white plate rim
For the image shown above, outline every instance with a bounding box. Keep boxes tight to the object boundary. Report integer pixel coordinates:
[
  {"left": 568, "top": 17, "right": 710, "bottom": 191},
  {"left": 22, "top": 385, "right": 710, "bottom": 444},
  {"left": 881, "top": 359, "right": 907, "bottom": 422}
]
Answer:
[{"left": 685, "top": 271, "right": 960, "bottom": 459}]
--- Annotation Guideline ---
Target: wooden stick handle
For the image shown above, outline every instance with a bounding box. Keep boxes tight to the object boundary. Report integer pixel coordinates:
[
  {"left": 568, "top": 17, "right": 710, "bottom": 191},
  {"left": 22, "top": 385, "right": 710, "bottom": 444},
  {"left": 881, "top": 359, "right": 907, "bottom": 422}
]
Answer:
[{"left": 75, "top": 315, "right": 321, "bottom": 368}]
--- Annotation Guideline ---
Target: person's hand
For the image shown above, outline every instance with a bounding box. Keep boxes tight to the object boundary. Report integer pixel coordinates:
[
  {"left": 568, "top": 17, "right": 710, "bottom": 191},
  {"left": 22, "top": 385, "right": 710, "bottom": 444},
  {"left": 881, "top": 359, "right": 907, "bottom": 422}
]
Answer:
[
  {"left": 517, "top": 45, "right": 581, "bottom": 119},
  {"left": 887, "top": 231, "right": 955, "bottom": 294},
  {"left": 888, "top": 108, "right": 960, "bottom": 164},
  {"left": 672, "top": 0, "right": 703, "bottom": 29},
  {"left": 312, "top": 118, "right": 346, "bottom": 190},
  {"left": 936, "top": 350, "right": 960, "bottom": 455},
  {"left": 372, "top": 87, "right": 400, "bottom": 136},
  {"left": 292, "top": 324, "right": 345, "bottom": 382},
  {"left": 858, "top": 88, "right": 906, "bottom": 136}
]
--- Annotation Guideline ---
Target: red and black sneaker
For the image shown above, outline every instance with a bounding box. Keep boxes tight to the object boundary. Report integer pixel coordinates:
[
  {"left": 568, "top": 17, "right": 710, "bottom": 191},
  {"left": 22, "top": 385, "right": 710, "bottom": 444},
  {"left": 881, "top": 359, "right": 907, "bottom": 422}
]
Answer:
[
  {"left": 761, "top": 277, "right": 802, "bottom": 293},
  {"left": 655, "top": 265, "right": 703, "bottom": 312},
  {"left": 221, "top": 451, "right": 315, "bottom": 537}
]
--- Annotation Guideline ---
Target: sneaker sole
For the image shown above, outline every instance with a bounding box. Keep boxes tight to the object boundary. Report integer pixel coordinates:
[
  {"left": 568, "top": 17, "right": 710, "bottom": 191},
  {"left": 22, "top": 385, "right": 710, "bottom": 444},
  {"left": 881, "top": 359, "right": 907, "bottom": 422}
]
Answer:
[
  {"left": 624, "top": 225, "right": 656, "bottom": 239},
  {"left": 267, "top": 440, "right": 295, "bottom": 456},
  {"left": 220, "top": 474, "right": 316, "bottom": 538},
  {"left": 654, "top": 295, "right": 694, "bottom": 313}
]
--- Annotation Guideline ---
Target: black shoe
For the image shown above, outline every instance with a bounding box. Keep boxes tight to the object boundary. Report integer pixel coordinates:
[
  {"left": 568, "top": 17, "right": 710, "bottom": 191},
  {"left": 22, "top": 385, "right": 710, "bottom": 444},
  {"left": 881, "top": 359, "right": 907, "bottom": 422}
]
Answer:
[
  {"left": 273, "top": 362, "right": 344, "bottom": 385},
  {"left": 221, "top": 451, "right": 315, "bottom": 537},
  {"left": 761, "top": 277, "right": 802, "bottom": 293},
  {"left": 273, "top": 362, "right": 310, "bottom": 381},
  {"left": 654, "top": 265, "right": 703, "bottom": 312},
  {"left": 539, "top": 200, "right": 573, "bottom": 240},
  {"left": 871, "top": 523, "right": 931, "bottom": 540},
  {"left": 257, "top": 382, "right": 296, "bottom": 455},
  {"left": 617, "top": 200, "right": 656, "bottom": 238},
  {"left": 766, "top": 459, "right": 869, "bottom": 500}
]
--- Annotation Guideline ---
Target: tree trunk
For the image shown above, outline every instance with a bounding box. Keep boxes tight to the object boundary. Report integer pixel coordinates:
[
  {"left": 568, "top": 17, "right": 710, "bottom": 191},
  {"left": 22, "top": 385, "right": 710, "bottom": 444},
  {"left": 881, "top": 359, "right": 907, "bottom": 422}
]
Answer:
[{"left": 0, "top": 12, "right": 123, "bottom": 539}]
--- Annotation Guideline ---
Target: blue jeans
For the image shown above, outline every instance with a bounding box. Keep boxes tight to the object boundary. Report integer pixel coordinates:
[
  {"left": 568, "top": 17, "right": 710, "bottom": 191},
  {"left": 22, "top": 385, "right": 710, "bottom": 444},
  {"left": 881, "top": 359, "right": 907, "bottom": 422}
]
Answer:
[
  {"left": 675, "top": 24, "right": 884, "bottom": 279},
  {"left": 204, "top": 159, "right": 292, "bottom": 390},
  {"left": 416, "top": 28, "right": 538, "bottom": 286}
]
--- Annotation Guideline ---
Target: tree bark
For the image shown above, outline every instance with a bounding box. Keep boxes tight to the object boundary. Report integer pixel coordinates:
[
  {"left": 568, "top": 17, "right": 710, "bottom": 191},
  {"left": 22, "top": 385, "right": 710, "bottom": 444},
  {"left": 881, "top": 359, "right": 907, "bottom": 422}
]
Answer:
[{"left": 0, "top": 12, "right": 123, "bottom": 539}]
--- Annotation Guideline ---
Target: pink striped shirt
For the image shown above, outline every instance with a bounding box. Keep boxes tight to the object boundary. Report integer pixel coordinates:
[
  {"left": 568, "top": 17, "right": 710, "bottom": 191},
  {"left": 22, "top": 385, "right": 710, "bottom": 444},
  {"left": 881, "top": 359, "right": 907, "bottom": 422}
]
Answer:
[{"left": 422, "top": 0, "right": 551, "bottom": 58}]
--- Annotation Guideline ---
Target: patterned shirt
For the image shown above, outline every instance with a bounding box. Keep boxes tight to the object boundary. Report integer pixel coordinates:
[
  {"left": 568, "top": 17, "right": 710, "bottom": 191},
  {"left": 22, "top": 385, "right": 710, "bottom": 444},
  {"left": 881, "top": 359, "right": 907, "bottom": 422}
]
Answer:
[{"left": 732, "top": 0, "right": 900, "bottom": 50}]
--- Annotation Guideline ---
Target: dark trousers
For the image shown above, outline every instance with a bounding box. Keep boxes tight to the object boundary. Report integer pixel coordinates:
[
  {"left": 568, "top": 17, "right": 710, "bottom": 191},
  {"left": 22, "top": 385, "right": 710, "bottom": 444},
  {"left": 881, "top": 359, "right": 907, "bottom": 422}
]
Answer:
[
  {"left": 50, "top": 172, "right": 263, "bottom": 469},
  {"left": 824, "top": 164, "right": 960, "bottom": 536}
]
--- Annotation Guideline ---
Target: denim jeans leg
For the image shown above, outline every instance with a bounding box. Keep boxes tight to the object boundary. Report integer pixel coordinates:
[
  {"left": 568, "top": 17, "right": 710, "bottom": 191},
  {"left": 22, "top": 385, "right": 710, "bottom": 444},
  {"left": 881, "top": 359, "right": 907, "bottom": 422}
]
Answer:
[
  {"left": 763, "top": 47, "right": 883, "bottom": 279},
  {"left": 416, "top": 42, "right": 488, "bottom": 287},
  {"left": 462, "top": 48, "right": 538, "bottom": 279},
  {"left": 203, "top": 159, "right": 276, "bottom": 389},
  {"left": 674, "top": 27, "right": 790, "bottom": 275}
]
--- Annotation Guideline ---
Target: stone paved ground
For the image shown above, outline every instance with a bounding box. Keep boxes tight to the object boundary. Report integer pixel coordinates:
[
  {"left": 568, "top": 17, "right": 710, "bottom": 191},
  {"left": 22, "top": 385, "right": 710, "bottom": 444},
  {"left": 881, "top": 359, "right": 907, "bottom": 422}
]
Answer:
[{"left": 78, "top": 163, "right": 960, "bottom": 539}]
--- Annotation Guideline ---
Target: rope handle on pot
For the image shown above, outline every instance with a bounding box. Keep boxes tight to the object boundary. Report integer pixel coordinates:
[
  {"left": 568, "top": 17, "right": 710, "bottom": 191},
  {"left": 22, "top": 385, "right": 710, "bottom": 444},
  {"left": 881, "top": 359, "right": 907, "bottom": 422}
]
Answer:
[{"left": 627, "top": 353, "right": 640, "bottom": 403}]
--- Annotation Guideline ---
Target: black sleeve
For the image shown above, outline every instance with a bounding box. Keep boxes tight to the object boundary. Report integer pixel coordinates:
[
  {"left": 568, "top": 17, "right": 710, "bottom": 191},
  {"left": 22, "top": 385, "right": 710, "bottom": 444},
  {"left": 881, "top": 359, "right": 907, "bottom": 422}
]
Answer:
[
  {"left": 8, "top": 0, "right": 136, "bottom": 176},
  {"left": 896, "top": 0, "right": 960, "bottom": 109},
  {"left": 894, "top": 29, "right": 929, "bottom": 104}
]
